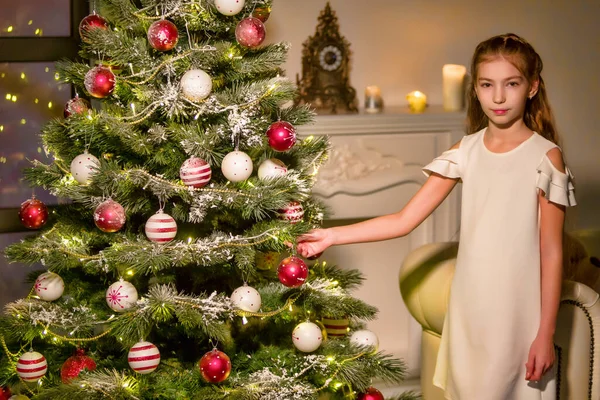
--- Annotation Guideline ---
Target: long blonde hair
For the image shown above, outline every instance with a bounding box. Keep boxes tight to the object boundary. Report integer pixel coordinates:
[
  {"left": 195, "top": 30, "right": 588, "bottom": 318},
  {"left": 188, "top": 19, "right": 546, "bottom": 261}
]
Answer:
[{"left": 466, "top": 33, "right": 560, "bottom": 145}]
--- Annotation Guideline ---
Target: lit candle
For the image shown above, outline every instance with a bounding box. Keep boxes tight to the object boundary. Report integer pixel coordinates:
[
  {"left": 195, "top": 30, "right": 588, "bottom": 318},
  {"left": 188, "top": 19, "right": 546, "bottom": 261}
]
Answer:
[
  {"left": 406, "top": 91, "right": 427, "bottom": 113},
  {"left": 364, "top": 85, "right": 383, "bottom": 113},
  {"left": 442, "top": 64, "right": 467, "bottom": 111}
]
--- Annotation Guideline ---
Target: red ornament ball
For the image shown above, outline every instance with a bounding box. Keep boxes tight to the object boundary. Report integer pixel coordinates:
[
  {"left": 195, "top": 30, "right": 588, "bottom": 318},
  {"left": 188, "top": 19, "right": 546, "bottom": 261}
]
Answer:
[
  {"left": 94, "top": 199, "right": 126, "bottom": 233},
  {"left": 78, "top": 13, "right": 108, "bottom": 40},
  {"left": 277, "top": 201, "right": 304, "bottom": 224},
  {"left": 19, "top": 197, "right": 48, "bottom": 230},
  {"left": 147, "top": 19, "right": 179, "bottom": 51},
  {"left": 266, "top": 121, "right": 296, "bottom": 152},
  {"left": 357, "top": 387, "right": 385, "bottom": 400},
  {"left": 84, "top": 66, "right": 116, "bottom": 98},
  {"left": 64, "top": 96, "right": 91, "bottom": 118},
  {"left": 235, "top": 17, "right": 266, "bottom": 48},
  {"left": 61, "top": 349, "right": 97, "bottom": 383},
  {"left": 0, "top": 387, "right": 11, "bottom": 400},
  {"left": 278, "top": 256, "right": 308, "bottom": 288},
  {"left": 180, "top": 156, "right": 211, "bottom": 188},
  {"left": 199, "top": 349, "right": 231, "bottom": 383}
]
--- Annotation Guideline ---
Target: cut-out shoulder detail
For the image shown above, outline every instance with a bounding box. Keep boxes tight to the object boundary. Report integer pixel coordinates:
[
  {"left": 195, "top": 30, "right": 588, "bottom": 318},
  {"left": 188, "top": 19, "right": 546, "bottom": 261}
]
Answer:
[
  {"left": 545, "top": 147, "right": 565, "bottom": 173},
  {"left": 536, "top": 153, "right": 576, "bottom": 207}
]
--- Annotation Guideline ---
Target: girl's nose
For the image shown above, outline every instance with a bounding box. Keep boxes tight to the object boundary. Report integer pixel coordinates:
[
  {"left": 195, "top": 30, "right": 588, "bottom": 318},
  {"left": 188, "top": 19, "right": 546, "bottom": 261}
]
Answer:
[{"left": 493, "top": 87, "right": 505, "bottom": 104}]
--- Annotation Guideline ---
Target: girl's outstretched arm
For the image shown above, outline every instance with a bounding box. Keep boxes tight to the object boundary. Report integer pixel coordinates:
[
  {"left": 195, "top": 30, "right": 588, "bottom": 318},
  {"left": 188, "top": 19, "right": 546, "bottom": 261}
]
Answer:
[
  {"left": 525, "top": 147, "right": 566, "bottom": 382},
  {"left": 297, "top": 169, "right": 459, "bottom": 258}
]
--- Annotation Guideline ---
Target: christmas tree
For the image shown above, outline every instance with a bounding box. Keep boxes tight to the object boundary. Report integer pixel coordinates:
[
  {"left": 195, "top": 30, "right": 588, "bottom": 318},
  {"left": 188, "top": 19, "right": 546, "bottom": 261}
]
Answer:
[{"left": 1, "top": 1, "right": 417, "bottom": 399}]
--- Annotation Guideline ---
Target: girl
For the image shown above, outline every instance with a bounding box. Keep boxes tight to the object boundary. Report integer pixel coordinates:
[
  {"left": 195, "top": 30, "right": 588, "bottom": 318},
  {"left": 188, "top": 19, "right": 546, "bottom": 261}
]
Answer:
[{"left": 297, "top": 33, "right": 576, "bottom": 400}]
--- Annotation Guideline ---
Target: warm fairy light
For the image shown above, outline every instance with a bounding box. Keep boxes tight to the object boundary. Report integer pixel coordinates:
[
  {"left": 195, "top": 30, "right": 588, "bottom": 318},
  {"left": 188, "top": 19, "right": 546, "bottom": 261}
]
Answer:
[
  {"left": 4, "top": 94, "right": 10, "bottom": 100},
  {"left": 126, "top": 269, "right": 134, "bottom": 276},
  {"left": 20, "top": 72, "right": 26, "bottom": 79},
  {"left": 34, "top": 98, "right": 39, "bottom": 103},
  {"left": 0, "top": 73, "right": 4, "bottom": 78},
  {"left": 333, "top": 382, "right": 343, "bottom": 389},
  {"left": 0, "top": 157, "right": 6, "bottom": 163},
  {"left": 305, "top": 135, "right": 314, "bottom": 142},
  {"left": 43, "top": 329, "right": 48, "bottom": 335},
  {"left": 28, "top": 20, "right": 33, "bottom": 25},
  {"left": 35, "top": 28, "right": 41, "bottom": 35},
  {"left": 11, "top": 95, "right": 17, "bottom": 102},
  {"left": 7, "top": 26, "right": 13, "bottom": 32},
  {"left": 130, "top": 103, "right": 136, "bottom": 113},
  {"left": 20, "top": 119, "right": 26, "bottom": 124},
  {"left": 327, "top": 356, "right": 335, "bottom": 362},
  {"left": 54, "top": 72, "right": 60, "bottom": 80},
  {"left": 47, "top": 101, "right": 53, "bottom": 109},
  {"left": 187, "top": 237, "right": 192, "bottom": 244},
  {"left": 44, "top": 67, "right": 49, "bottom": 72}
]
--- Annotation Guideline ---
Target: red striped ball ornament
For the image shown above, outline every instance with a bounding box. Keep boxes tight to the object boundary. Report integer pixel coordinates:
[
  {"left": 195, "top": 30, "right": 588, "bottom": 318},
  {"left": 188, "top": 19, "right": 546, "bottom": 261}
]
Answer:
[
  {"left": 128, "top": 341, "right": 160, "bottom": 374},
  {"left": 145, "top": 210, "right": 177, "bottom": 243},
  {"left": 180, "top": 156, "right": 211, "bottom": 188},
  {"left": 322, "top": 316, "right": 350, "bottom": 338},
  {"left": 16, "top": 351, "right": 47, "bottom": 382},
  {"left": 277, "top": 201, "right": 304, "bottom": 224}
]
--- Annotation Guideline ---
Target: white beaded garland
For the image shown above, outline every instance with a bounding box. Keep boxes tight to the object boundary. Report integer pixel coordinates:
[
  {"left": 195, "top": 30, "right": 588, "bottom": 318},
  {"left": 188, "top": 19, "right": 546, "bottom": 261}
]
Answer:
[
  {"left": 34, "top": 272, "right": 65, "bottom": 301},
  {"left": 349, "top": 329, "right": 379, "bottom": 350},
  {"left": 221, "top": 151, "right": 253, "bottom": 182},
  {"left": 292, "top": 322, "right": 323, "bottom": 352},
  {"left": 16, "top": 351, "right": 47, "bottom": 382},
  {"left": 106, "top": 279, "right": 138, "bottom": 312},
  {"left": 257, "top": 158, "right": 288, "bottom": 180},
  {"left": 145, "top": 210, "right": 178, "bottom": 243},
  {"left": 230, "top": 285, "right": 261, "bottom": 312},
  {"left": 70, "top": 151, "right": 100, "bottom": 184},
  {"left": 180, "top": 69, "right": 212, "bottom": 101},
  {"left": 128, "top": 341, "right": 161, "bottom": 374},
  {"left": 215, "top": 0, "right": 246, "bottom": 16}
]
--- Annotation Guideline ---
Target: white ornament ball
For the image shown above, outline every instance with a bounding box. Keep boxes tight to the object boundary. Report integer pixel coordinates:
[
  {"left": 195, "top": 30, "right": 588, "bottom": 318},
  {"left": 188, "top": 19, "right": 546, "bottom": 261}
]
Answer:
[
  {"left": 34, "top": 272, "right": 65, "bottom": 301},
  {"left": 257, "top": 158, "right": 288, "bottom": 180},
  {"left": 349, "top": 329, "right": 379, "bottom": 349},
  {"left": 145, "top": 210, "right": 178, "bottom": 243},
  {"left": 292, "top": 322, "right": 323, "bottom": 352},
  {"left": 128, "top": 341, "right": 160, "bottom": 374},
  {"left": 181, "top": 69, "right": 212, "bottom": 101},
  {"left": 16, "top": 351, "right": 47, "bottom": 382},
  {"left": 70, "top": 151, "right": 100, "bottom": 184},
  {"left": 230, "top": 285, "right": 261, "bottom": 312},
  {"left": 106, "top": 279, "right": 138, "bottom": 312},
  {"left": 215, "top": 0, "right": 246, "bottom": 16},
  {"left": 180, "top": 156, "right": 211, "bottom": 188},
  {"left": 221, "top": 151, "right": 253, "bottom": 182}
]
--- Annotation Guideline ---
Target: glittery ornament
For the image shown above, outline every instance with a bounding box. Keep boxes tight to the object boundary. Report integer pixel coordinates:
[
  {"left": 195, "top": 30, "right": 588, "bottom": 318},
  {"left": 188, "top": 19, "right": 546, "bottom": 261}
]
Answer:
[
  {"left": 255, "top": 251, "right": 279, "bottom": 270},
  {"left": 277, "top": 201, "right": 304, "bottom": 224},
  {"left": 235, "top": 17, "right": 266, "bottom": 48},
  {"left": 292, "top": 321, "right": 323, "bottom": 352},
  {"left": 64, "top": 96, "right": 91, "bottom": 118},
  {"left": 60, "top": 349, "right": 97, "bottom": 383},
  {"left": 278, "top": 256, "right": 308, "bottom": 287},
  {"left": 230, "top": 284, "right": 261, "bottom": 312},
  {"left": 180, "top": 69, "right": 212, "bottom": 101},
  {"left": 214, "top": 0, "right": 246, "bottom": 16},
  {"left": 180, "top": 156, "right": 211, "bottom": 188},
  {"left": 252, "top": 6, "right": 271, "bottom": 22},
  {"left": 147, "top": 19, "right": 178, "bottom": 51},
  {"left": 16, "top": 351, "right": 47, "bottom": 382},
  {"left": 357, "top": 387, "right": 385, "bottom": 400},
  {"left": 70, "top": 151, "right": 100, "bottom": 184},
  {"left": 322, "top": 316, "right": 349, "bottom": 338},
  {"left": 19, "top": 197, "right": 48, "bottom": 229},
  {"left": 84, "top": 66, "right": 116, "bottom": 98},
  {"left": 349, "top": 329, "right": 379, "bottom": 350},
  {"left": 199, "top": 349, "right": 231, "bottom": 383},
  {"left": 0, "top": 386, "right": 10, "bottom": 400},
  {"left": 94, "top": 199, "right": 126, "bottom": 232},
  {"left": 144, "top": 210, "right": 177, "bottom": 243},
  {"left": 106, "top": 279, "right": 138, "bottom": 312},
  {"left": 78, "top": 13, "right": 108, "bottom": 40},
  {"left": 257, "top": 158, "right": 287, "bottom": 180},
  {"left": 128, "top": 341, "right": 160, "bottom": 374},
  {"left": 34, "top": 272, "right": 64, "bottom": 301},
  {"left": 221, "top": 151, "right": 253, "bottom": 182},
  {"left": 266, "top": 121, "right": 296, "bottom": 151}
]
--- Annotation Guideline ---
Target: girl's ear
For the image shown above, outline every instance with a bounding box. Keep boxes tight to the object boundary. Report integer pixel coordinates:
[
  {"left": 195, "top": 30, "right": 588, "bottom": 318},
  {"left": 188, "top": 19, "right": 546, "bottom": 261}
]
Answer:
[{"left": 528, "top": 79, "right": 540, "bottom": 99}]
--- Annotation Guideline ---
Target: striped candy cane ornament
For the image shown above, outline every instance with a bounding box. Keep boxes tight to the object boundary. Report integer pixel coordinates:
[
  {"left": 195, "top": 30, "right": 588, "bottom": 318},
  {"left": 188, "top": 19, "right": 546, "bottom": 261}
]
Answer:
[{"left": 128, "top": 341, "right": 160, "bottom": 374}]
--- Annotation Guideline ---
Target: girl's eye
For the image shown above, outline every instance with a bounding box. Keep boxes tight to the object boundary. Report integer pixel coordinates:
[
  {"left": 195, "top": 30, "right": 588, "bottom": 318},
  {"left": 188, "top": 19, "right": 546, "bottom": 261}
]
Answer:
[
  {"left": 507, "top": 81, "right": 519, "bottom": 87},
  {"left": 480, "top": 83, "right": 491, "bottom": 88}
]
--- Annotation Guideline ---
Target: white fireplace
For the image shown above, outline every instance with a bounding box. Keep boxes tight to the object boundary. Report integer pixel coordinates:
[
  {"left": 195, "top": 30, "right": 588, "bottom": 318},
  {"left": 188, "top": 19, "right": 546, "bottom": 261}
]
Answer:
[{"left": 297, "top": 106, "right": 465, "bottom": 389}]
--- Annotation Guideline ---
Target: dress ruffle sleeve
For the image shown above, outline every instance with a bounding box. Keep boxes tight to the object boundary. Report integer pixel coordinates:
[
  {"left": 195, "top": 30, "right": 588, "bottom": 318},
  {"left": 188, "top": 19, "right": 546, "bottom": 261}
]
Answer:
[
  {"left": 536, "top": 154, "right": 577, "bottom": 206},
  {"left": 422, "top": 149, "right": 461, "bottom": 179}
]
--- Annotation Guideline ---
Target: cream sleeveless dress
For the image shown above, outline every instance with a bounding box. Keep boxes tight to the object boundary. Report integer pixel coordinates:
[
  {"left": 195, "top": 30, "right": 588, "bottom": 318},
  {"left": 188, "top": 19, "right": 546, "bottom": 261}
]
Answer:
[{"left": 423, "top": 128, "right": 576, "bottom": 400}]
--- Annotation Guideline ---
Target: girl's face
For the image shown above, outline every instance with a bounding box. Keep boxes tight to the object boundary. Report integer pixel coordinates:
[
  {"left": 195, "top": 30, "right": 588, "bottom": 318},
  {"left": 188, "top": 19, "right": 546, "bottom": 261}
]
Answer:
[{"left": 475, "top": 57, "right": 538, "bottom": 128}]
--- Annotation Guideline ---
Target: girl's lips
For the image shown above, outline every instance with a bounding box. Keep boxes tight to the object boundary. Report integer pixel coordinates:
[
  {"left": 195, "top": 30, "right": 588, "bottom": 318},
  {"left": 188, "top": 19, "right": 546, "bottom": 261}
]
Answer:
[{"left": 492, "top": 109, "right": 508, "bottom": 115}]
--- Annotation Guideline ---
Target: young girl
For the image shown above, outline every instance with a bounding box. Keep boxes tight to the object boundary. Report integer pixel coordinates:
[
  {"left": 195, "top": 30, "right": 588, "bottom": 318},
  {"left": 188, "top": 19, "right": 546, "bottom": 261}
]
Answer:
[{"left": 297, "top": 33, "right": 576, "bottom": 400}]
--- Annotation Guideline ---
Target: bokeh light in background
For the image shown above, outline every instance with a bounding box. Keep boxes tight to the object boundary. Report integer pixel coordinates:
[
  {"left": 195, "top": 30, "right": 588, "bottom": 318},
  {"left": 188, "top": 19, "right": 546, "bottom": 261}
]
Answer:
[
  {"left": 0, "top": 62, "right": 71, "bottom": 208},
  {"left": 0, "top": 0, "right": 70, "bottom": 37}
]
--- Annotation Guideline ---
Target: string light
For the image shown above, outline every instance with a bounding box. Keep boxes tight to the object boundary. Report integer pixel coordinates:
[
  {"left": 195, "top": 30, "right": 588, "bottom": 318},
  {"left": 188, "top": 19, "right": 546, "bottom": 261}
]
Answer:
[{"left": 7, "top": 26, "right": 13, "bottom": 33}]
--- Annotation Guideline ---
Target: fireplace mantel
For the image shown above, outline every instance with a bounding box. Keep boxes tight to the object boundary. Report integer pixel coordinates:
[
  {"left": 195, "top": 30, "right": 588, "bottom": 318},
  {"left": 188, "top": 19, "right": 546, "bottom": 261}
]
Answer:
[{"left": 297, "top": 106, "right": 466, "bottom": 381}]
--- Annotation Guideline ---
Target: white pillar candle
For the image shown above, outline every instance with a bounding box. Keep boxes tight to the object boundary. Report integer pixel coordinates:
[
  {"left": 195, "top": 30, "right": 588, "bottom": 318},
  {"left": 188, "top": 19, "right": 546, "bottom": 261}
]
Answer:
[
  {"left": 442, "top": 64, "right": 467, "bottom": 111},
  {"left": 364, "top": 85, "right": 383, "bottom": 113}
]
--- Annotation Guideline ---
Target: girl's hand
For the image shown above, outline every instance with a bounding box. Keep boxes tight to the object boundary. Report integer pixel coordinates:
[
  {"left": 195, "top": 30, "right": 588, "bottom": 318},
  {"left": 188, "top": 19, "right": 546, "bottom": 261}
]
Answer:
[
  {"left": 296, "top": 229, "right": 334, "bottom": 258},
  {"left": 525, "top": 334, "right": 555, "bottom": 381}
]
